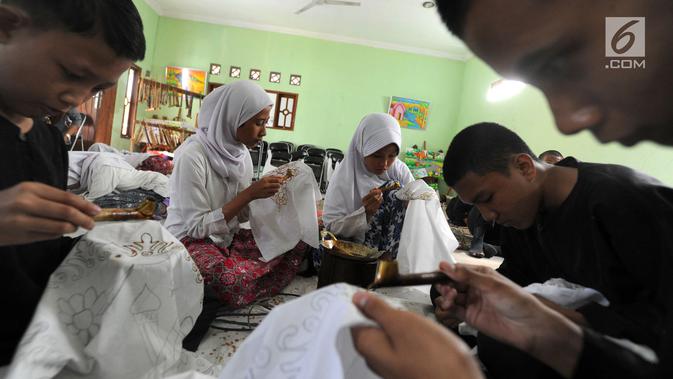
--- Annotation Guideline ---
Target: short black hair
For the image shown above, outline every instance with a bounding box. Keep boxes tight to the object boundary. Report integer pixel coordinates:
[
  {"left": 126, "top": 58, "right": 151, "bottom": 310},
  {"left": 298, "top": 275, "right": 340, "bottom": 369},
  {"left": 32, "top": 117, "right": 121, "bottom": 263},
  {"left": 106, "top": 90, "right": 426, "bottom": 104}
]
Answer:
[
  {"left": 436, "top": 0, "right": 472, "bottom": 37},
  {"left": 443, "top": 122, "right": 538, "bottom": 186},
  {"left": 538, "top": 150, "right": 563, "bottom": 160},
  {"left": 5, "top": 0, "right": 145, "bottom": 61}
]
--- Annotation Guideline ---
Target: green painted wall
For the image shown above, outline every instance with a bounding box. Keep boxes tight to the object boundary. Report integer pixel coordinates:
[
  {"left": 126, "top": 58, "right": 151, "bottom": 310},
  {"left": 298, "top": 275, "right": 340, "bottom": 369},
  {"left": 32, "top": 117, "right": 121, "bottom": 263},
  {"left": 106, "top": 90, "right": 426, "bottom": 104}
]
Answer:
[
  {"left": 455, "top": 58, "right": 673, "bottom": 185},
  {"left": 109, "top": 0, "right": 160, "bottom": 151},
  {"left": 136, "top": 17, "right": 465, "bottom": 153},
  {"left": 107, "top": 8, "right": 673, "bottom": 186}
]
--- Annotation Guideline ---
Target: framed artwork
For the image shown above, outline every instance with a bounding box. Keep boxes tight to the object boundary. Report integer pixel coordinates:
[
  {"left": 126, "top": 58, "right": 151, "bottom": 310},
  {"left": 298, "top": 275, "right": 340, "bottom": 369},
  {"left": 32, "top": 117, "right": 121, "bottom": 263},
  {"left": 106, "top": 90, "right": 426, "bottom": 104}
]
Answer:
[
  {"left": 388, "top": 96, "right": 430, "bottom": 130},
  {"left": 269, "top": 72, "right": 281, "bottom": 83},
  {"left": 229, "top": 66, "right": 241, "bottom": 78},
  {"left": 165, "top": 66, "right": 207, "bottom": 95}
]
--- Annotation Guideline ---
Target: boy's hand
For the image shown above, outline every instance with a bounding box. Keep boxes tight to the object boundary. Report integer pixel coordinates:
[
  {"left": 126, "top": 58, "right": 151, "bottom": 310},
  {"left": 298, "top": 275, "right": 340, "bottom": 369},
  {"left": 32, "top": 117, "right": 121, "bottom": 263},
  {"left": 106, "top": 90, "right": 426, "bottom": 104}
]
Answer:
[
  {"left": 351, "top": 291, "right": 483, "bottom": 379},
  {"left": 434, "top": 262, "right": 583, "bottom": 378},
  {"left": 0, "top": 182, "right": 100, "bottom": 246},
  {"left": 362, "top": 188, "right": 383, "bottom": 219}
]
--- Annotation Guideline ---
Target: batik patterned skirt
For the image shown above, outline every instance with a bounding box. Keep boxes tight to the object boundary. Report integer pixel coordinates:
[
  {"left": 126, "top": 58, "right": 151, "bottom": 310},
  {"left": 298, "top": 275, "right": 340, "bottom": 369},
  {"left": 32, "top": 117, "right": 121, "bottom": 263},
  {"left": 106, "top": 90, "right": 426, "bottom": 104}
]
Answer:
[
  {"left": 363, "top": 189, "right": 407, "bottom": 259},
  {"left": 181, "top": 229, "right": 306, "bottom": 309}
]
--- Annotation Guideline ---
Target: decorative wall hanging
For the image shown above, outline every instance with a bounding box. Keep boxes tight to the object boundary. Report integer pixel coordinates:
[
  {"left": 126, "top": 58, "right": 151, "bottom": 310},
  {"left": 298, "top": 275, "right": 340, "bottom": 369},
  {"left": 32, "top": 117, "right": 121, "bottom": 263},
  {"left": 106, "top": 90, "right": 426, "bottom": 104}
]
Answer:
[
  {"left": 289, "top": 74, "right": 302, "bottom": 86},
  {"left": 229, "top": 66, "right": 241, "bottom": 78},
  {"left": 209, "top": 63, "right": 221, "bottom": 76},
  {"left": 249, "top": 69, "right": 261, "bottom": 81},
  {"left": 165, "top": 66, "right": 207, "bottom": 95},
  {"left": 388, "top": 96, "right": 430, "bottom": 130},
  {"left": 269, "top": 72, "right": 281, "bottom": 83}
]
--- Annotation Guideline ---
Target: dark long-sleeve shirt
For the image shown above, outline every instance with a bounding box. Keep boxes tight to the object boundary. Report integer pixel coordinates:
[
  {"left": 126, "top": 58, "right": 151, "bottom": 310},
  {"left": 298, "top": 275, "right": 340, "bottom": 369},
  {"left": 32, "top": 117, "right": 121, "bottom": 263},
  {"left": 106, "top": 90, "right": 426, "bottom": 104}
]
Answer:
[
  {"left": 497, "top": 157, "right": 672, "bottom": 350},
  {"left": 0, "top": 116, "right": 73, "bottom": 365}
]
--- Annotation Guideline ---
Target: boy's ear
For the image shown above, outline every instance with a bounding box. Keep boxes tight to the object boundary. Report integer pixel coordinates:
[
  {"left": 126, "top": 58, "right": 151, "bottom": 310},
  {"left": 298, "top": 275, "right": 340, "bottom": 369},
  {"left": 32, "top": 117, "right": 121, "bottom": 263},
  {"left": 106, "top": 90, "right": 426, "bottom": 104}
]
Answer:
[
  {"left": 512, "top": 153, "right": 537, "bottom": 181},
  {"left": 0, "top": 5, "right": 29, "bottom": 44}
]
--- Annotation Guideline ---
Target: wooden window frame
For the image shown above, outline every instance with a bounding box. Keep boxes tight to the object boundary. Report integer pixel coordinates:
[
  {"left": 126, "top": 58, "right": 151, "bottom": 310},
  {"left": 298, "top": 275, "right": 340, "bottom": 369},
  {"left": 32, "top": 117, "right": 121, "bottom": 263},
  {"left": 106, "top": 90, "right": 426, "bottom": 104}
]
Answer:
[
  {"left": 266, "top": 90, "right": 298, "bottom": 131},
  {"left": 120, "top": 64, "right": 141, "bottom": 139}
]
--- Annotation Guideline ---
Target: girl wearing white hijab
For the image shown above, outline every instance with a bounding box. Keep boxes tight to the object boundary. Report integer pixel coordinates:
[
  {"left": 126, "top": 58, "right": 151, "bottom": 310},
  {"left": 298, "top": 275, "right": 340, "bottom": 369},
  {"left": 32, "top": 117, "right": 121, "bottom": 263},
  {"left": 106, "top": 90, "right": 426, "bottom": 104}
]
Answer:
[
  {"left": 165, "top": 81, "right": 307, "bottom": 309},
  {"left": 322, "top": 113, "right": 414, "bottom": 252}
]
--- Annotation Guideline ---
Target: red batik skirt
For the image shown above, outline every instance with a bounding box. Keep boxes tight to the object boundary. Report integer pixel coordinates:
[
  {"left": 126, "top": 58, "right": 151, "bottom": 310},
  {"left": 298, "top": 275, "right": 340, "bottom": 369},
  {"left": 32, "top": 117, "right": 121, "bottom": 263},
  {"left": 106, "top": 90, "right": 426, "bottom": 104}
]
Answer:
[{"left": 181, "top": 229, "right": 306, "bottom": 309}]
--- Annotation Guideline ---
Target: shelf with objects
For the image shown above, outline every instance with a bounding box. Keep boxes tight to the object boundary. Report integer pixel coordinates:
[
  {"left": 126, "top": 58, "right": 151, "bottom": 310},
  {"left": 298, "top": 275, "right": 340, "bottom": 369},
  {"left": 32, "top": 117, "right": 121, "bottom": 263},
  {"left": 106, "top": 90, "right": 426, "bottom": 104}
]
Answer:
[
  {"left": 402, "top": 143, "right": 446, "bottom": 191},
  {"left": 130, "top": 77, "right": 204, "bottom": 153}
]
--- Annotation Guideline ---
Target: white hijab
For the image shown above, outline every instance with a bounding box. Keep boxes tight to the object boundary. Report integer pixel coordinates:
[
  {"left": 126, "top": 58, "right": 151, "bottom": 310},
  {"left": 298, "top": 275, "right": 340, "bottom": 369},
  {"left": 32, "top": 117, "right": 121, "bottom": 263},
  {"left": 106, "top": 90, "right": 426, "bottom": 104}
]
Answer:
[
  {"left": 177, "top": 80, "right": 272, "bottom": 183},
  {"left": 323, "top": 113, "right": 408, "bottom": 225}
]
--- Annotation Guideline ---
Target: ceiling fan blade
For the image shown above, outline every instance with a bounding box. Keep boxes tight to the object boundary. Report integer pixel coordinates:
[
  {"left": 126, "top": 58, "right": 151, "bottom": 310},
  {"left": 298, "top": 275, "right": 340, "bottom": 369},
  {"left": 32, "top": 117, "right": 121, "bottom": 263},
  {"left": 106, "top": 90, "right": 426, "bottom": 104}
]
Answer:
[
  {"left": 295, "top": 1, "right": 319, "bottom": 14},
  {"left": 324, "top": 0, "right": 361, "bottom": 6}
]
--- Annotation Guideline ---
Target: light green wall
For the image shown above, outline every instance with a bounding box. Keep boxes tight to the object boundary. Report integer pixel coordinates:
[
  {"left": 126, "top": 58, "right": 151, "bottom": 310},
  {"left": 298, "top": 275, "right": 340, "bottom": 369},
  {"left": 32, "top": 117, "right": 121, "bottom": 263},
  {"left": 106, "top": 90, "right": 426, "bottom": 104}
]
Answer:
[
  {"left": 138, "top": 17, "right": 465, "bottom": 153},
  {"left": 109, "top": 0, "right": 160, "bottom": 151},
  {"left": 455, "top": 58, "right": 673, "bottom": 185},
  {"left": 108, "top": 7, "right": 673, "bottom": 185}
]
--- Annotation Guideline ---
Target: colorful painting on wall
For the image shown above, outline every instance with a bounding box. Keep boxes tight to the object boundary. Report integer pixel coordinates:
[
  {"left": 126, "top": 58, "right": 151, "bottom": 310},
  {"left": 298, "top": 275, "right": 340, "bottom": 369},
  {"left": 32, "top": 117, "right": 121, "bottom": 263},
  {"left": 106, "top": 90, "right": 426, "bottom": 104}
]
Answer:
[
  {"left": 388, "top": 96, "right": 430, "bottom": 130},
  {"left": 165, "top": 66, "right": 207, "bottom": 95}
]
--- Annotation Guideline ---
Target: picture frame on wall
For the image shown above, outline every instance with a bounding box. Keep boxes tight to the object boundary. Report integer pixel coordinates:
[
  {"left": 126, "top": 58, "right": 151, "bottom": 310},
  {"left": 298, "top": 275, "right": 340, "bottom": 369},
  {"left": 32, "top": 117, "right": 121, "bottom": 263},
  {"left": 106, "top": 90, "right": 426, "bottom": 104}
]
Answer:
[
  {"left": 388, "top": 96, "right": 430, "bottom": 130},
  {"left": 165, "top": 66, "right": 207, "bottom": 95}
]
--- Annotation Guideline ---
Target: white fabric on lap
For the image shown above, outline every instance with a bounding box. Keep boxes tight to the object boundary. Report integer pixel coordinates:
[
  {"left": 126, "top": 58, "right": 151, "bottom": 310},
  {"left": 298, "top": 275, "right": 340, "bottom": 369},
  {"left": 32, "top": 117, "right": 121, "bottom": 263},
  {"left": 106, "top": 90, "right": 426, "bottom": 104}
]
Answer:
[
  {"left": 217, "top": 284, "right": 380, "bottom": 379},
  {"left": 6, "top": 221, "right": 216, "bottom": 379},
  {"left": 249, "top": 161, "right": 321, "bottom": 262}
]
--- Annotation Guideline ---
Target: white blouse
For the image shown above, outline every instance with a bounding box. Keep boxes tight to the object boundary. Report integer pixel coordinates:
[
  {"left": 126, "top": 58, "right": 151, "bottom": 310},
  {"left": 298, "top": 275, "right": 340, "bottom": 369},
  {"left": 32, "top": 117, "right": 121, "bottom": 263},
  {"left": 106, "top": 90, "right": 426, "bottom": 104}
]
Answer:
[{"left": 165, "top": 141, "right": 249, "bottom": 247}]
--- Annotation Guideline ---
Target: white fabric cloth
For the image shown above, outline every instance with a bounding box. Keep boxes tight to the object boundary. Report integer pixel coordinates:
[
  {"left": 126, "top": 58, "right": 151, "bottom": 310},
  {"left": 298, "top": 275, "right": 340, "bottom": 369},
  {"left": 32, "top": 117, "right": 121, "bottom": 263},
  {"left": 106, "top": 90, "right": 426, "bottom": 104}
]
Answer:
[
  {"left": 396, "top": 180, "right": 458, "bottom": 292},
  {"left": 67, "top": 151, "right": 96, "bottom": 187},
  {"left": 249, "top": 161, "right": 321, "bottom": 262},
  {"left": 68, "top": 151, "right": 153, "bottom": 187},
  {"left": 78, "top": 152, "right": 169, "bottom": 199},
  {"left": 323, "top": 113, "right": 414, "bottom": 241},
  {"left": 524, "top": 278, "right": 610, "bottom": 309},
  {"left": 191, "top": 80, "right": 272, "bottom": 182},
  {"left": 87, "top": 143, "right": 152, "bottom": 168},
  {"left": 165, "top": 141, "right": 247, "bottom": 247},
  {"left": 217, "top": 283, "right": 380, "bottom": 379},
  {"left": 523, "top": 279, "right": 659, "bottom": 363},
  {"left": 5, "top": 221, "right": 218, "bottom": 379}
]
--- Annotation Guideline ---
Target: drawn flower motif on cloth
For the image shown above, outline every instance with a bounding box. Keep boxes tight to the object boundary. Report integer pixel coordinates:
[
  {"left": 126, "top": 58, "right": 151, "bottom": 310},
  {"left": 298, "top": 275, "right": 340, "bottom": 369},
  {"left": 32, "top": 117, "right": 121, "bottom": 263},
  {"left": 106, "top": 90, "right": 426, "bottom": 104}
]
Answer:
[
  {"left": 268, "top": 163, "right": 298, "bottom": 207},
  {"left": 57, "top": 287, "right": 107, "bottom": 345}
]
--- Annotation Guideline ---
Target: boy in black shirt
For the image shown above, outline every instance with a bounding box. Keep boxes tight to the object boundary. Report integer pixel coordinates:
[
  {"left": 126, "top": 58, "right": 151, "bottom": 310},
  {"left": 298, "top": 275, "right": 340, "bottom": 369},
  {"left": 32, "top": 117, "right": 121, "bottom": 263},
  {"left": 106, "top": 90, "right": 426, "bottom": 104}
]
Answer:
[
  {"left": 438, "top": 122, "right": 673, "bottom": 377},
  {"left": 0, "top": 0, "right": 145, "bottom": 365}
]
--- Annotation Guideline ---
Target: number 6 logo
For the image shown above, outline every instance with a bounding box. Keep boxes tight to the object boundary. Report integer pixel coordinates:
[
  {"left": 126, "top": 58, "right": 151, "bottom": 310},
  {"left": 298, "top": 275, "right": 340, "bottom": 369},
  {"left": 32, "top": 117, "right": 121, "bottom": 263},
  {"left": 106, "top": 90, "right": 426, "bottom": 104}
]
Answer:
[{"left": 606, "top": 17, "right": 645, "bottom": 57}]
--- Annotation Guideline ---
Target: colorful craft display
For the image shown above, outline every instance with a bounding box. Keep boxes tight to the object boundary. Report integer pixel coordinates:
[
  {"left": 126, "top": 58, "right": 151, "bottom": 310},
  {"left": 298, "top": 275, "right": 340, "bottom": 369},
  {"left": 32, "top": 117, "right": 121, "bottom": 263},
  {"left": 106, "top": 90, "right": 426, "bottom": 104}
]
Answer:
[{"left": 403, "top": 146, "right": 445, "bottom": 190}]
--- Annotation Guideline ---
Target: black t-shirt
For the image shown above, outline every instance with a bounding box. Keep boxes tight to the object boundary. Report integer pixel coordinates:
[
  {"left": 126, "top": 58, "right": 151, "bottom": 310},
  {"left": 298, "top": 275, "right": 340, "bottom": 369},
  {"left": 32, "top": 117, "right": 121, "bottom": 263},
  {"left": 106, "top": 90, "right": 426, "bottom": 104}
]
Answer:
[
  {"left": 497, "top": 157, "right": 673, "bottom": 350},
  {"left": 0, "top": 116, "right": 73, "bottom": 365}
]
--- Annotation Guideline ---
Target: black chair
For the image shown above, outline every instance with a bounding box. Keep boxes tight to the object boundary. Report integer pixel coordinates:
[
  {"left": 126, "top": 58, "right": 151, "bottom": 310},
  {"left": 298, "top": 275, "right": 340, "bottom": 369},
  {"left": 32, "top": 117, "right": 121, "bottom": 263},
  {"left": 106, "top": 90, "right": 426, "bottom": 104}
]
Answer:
[
  {"left": 290, "top": 150, "right": 307, "bottom": 161},
  {"left": 270, "top": 151, "right": 291, "bottom": 167},
  {"left": 307, "top": 147, "right": 326, "bottom": 158},
  {"left": 277, "top": 141, "right": 295, "bottom": 152},
  {"left": 297, "top": 144, "right": 317, "bottom": 154},
  {"left": 322, "top": 151, "right": 344, "bottom": 192},
  {"left": 325, "top": 148, "right": 343, "bottom": 156},
  {"left": 248, "top": 141, "right": 269, "bottom": 180},
  {"left": 303, "top": 155, "right": 324, "bottom": 187},
  {"left": 270, "top": 142, "right": 291, "bottom": 153},
  {"left": 328, "top": 152, "right": 344, "bottom": 168}
]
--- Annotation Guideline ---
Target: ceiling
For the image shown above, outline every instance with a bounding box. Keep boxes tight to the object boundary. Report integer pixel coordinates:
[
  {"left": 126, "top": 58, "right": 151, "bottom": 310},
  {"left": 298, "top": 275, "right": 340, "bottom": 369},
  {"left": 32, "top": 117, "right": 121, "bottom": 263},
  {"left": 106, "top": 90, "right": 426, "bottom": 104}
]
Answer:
[{"left": 144, "top": 0, "right": 471, "bottom": 60}]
